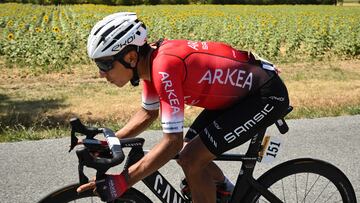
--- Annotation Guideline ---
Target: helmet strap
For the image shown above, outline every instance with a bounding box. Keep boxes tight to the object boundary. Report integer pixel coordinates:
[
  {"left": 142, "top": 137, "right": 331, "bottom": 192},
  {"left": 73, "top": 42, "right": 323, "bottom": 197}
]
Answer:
[{"left": 116, "top": 54, "right": 140, "bottom": 87}]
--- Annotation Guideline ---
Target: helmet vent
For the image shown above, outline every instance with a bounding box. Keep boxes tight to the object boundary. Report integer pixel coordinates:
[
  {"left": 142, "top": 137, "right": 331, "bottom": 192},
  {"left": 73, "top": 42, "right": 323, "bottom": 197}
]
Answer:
[
  {"left": 94, "top": 25, "right": 105, "bottom": 36},
  {"left": 114, "top": 24, "right": 134, "bottom": 40},
  {"left": 94, "top": 19, "right": 115, "bottom": 36},
  {"left": 101, "top": 24, "right": 134, "bottom": 53},
  {"left": 101, "top": 26, "right": 116, "bottom": 39}
]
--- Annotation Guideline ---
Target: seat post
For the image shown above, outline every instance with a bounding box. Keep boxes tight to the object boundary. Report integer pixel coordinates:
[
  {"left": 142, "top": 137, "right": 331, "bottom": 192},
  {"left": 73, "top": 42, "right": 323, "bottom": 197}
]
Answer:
[
  {"left": 246, "top": 128, "right": 267, "bottom": 157},
  {"left": 239, "top": 128, "right": 267, "bottom": 173},
  {"left": 230, "top": 128, "right": 267, "bottom": 203}
]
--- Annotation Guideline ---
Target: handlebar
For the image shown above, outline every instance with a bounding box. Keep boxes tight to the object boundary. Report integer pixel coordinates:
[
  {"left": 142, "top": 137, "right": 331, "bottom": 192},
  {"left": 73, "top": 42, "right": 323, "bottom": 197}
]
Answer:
[{"left": 69, "top": 118, "right": 125, "bottom": 177}]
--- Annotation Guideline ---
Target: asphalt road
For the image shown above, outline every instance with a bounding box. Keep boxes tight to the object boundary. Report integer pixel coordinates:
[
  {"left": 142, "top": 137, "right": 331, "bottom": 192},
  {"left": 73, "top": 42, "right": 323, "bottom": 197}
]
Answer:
[{"left": 0, "top": 115, "right": 359, "bottom": 203}]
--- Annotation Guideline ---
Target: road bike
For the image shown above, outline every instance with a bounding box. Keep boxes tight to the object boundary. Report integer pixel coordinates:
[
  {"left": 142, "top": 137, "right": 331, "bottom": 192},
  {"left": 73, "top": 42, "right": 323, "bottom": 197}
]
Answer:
[{"left": 38, "top": 106, "right": 357, "bottom": 203}]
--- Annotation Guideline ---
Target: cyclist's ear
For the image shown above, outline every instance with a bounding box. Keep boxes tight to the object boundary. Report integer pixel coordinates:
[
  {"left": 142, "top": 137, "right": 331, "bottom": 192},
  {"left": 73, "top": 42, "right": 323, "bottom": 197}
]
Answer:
[{"left": 123, "top": 50, "right": 138, "bottom": 68}]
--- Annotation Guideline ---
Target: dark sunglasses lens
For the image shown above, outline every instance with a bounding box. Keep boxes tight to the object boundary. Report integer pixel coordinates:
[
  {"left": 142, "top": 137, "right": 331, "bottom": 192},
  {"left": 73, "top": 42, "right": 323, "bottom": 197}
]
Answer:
[{"left": 95, "top": 60, "right": 112, "bottom": 72}]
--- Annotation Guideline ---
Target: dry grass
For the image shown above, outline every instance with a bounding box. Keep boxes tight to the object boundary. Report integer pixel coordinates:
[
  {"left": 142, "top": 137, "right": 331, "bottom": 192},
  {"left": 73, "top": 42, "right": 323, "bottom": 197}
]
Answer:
[
  {"left": 0, "top": 59, "right": 359, "bottom": 141},
  {"left": 0, "top": 64, "right": 142, "bottom": 127},
  {"left": 280, "top": 60, "right": 360, "bottom": 117}
]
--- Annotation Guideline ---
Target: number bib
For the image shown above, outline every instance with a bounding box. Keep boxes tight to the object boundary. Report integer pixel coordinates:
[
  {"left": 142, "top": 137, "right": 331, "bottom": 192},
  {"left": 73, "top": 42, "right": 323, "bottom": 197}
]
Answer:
[{"left": 259, "top": 136, "right": 282, "bottom": 164}]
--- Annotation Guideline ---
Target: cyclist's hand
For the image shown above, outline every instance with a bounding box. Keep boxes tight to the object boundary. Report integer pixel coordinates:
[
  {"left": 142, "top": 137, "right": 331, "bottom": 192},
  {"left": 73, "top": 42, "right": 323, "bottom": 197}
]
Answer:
[
  {"left": 77, "top": 173, "right": 129, "bottom": 202},
  {"left": 76, "top": 177, "right": 96, "bottom": 194},
  {"left": 96, "top": 173, "right": 129, "bottom": 202}
]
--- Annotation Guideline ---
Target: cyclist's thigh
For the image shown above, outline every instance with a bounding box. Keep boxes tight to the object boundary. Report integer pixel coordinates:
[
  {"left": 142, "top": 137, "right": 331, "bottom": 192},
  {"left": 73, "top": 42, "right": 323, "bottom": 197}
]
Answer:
[
  {"left": 185, "top": 108, "right": 227, "bottom": 142},
  {"left": 199, "top": 76, "right": 289, "bottom": 156}
]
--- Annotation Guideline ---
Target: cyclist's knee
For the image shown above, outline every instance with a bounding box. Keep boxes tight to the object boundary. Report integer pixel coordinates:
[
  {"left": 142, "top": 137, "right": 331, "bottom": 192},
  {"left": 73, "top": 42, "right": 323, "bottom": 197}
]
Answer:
[
  {"left": 176, "top": 141, "right": 189, "bottom": 165},
  {"left": 178, "top": 151, "right": 203, "bottom": 176},
  {"left": 178, "top": 135, "right": 216, "bottom": 176},
  {"left": 177, "top": 150, "right": 192, "bottom": 170}
]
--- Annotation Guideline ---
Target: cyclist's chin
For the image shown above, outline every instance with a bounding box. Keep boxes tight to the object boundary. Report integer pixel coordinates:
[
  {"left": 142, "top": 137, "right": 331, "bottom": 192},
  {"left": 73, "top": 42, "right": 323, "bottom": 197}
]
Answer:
[{"left": 112, "top": 80, "right": 127, "bottom": 88}]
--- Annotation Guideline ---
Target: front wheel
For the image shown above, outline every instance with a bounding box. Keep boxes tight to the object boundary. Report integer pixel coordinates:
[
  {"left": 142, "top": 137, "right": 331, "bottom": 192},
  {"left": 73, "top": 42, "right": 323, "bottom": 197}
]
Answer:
[
  {"left": 244, "top": 158, "right": 357, "bottom": 203},
  {"left": 38, "top": 183, "right": 153, "bottom": 203}
]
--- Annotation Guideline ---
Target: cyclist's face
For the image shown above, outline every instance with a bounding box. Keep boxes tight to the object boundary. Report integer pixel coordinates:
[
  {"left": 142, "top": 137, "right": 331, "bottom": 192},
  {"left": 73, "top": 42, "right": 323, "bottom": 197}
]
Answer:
[{"left": 99, "top": 59, "right": 133, "bottom": 88}]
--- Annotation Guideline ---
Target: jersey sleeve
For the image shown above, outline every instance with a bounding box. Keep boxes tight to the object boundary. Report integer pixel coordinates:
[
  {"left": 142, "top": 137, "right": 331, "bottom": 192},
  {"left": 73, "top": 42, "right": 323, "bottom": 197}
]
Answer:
[
  {"left": 142, "top": 80, "right": 160, "bottom": 110},
  {"left": 152, "top": 55, "right": 185, "bottom": 134}
]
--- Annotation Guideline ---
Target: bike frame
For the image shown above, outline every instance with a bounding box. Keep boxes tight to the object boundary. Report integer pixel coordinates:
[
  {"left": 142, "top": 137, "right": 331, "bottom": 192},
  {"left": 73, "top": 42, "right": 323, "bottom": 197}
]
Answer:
[
  {"left": 115, "top": 128, "right": 282, "bottom": 203},
  {"left": 74, "top": 107, "right": 292, "bottom": 203}
]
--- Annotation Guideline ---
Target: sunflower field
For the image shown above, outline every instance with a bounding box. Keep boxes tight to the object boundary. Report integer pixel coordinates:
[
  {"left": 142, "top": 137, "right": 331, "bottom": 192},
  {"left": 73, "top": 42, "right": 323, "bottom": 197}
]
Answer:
[{"left": 0, "top": 3, "right": 359, "bottom": 71}]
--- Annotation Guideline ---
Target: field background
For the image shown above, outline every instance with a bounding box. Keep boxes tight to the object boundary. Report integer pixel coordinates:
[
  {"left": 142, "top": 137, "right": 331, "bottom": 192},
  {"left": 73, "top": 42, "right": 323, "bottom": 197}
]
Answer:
[{"left": 0, "top": 3, "right": 359, "bottom": 141}]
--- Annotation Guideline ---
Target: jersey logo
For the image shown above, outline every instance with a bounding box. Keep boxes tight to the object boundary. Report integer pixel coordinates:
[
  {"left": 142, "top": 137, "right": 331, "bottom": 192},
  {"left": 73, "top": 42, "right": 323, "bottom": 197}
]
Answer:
[
  {"left": 184, "top": 96, "right": 200, "bottom": 106},
  {"left": 198, "top": 68, "right": 253, "bottom": 90},
  {"left": 159, "top": 72, "right": 180, "bottom": 115},
  {"left": 187, "top": 41, "right": 208, "bottom": 51},
  {"left": 224, "top": 104, "right": 274, "bottom": 144}
]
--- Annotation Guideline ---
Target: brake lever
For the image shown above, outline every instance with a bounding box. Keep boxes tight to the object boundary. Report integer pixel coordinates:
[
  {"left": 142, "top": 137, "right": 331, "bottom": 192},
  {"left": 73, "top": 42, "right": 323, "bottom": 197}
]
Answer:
[
  {"left": 78, "top": 162, "right": 89, "bottom": 184},
  {"left": 69, "top": 130, "right": 78, "bottom": 153}
]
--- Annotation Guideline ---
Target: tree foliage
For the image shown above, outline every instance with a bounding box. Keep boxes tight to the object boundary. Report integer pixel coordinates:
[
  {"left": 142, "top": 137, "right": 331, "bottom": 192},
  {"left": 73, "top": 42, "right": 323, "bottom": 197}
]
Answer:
[{"left": 3, "top": 0, "right": 337, "bottom": 4}]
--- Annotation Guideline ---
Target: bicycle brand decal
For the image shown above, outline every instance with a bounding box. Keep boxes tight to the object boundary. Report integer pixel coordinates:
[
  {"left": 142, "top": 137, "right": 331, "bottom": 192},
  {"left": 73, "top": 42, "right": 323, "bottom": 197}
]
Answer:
[{"left": 153, "top": 174, "right": 184, "bottom": 203}]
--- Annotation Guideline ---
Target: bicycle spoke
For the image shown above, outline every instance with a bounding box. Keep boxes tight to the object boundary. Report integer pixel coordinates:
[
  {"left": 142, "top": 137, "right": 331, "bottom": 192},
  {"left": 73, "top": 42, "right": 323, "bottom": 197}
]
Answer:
[
  {"left": 301, "top": 175, "right": 320, "bottom": 202},
  {"left": 313, "top": 179, "right": 331, "bottom": 203},
  {"left": 294, "top": 174, "right": 298, "bottom": 203},
  {"left": 303, "top": 173, "right": 309, "bottom": 203},
  {"left": 282, "top": 179, "right": 286, "bottom": 203},
  {"left": 323, "top": 189, "right": 338, "bottom": 203}
]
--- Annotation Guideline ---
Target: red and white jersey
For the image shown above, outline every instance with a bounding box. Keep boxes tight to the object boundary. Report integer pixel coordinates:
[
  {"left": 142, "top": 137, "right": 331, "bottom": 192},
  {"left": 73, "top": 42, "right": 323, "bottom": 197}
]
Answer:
[{"left": 141, "top": 39, "right": 274, "bottom": 133}]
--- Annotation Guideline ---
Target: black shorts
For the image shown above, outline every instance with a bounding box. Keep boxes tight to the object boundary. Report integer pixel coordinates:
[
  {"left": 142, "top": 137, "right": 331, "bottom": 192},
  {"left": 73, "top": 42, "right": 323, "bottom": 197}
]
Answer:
[{"left": 185, "top": 73, "right": 289, "bottom": 156}]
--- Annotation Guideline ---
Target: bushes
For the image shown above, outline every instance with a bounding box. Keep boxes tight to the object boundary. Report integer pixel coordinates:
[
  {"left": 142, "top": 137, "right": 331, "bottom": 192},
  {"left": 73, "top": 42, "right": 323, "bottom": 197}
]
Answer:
[{"left": 208, "top": 0, "right": 334, "bottom": 4}]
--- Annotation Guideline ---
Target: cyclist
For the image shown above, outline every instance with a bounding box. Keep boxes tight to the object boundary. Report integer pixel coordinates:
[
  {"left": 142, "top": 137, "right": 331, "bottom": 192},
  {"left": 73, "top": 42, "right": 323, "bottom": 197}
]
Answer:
[{"left": 77, "top": 12, "right": 289, "bottom": 203}]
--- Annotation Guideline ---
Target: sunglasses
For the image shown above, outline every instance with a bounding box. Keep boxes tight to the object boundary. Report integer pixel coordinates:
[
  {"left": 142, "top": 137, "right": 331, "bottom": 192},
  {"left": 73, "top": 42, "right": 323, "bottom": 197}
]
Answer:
[{"left": 95, "top": 57, "right": 115, "bottom": 72}]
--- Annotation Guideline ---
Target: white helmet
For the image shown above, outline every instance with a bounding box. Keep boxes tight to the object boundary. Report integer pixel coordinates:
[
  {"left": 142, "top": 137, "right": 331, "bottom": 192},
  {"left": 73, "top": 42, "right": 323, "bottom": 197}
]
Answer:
[{"left": 87, "top": 12, "right": 147, "bottom": 59}]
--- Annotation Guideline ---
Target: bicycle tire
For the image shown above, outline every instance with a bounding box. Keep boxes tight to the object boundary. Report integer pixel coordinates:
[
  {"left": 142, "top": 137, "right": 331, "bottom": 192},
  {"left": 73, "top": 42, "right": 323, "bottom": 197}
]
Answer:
[
  {"left": 38, "top": 183, "right": 153, "bottom": 203},
  {"left": 244, "top": 158, "right": 357, "bottom": 203}
]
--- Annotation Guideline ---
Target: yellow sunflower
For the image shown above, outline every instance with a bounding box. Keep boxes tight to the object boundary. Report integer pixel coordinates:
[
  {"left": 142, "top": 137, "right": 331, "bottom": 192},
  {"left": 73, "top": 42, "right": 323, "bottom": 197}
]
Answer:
[
  {"left": 35, "top": 27, "right": 42, "bottom": 33},
  {"left": 43, "top": 15, "right": 49, "bottom": 23},
  {"left": 19, "top": 23, "right": 25, "bottom": 29},
  {"left": 6, "top": 20, "right": 13, "bottom": 27},
  {"left": 7, "top": 33, "right": 15, "bottom": 40},
  {"left": 52, "top": 26, "right": 60, "bottom": 33}
]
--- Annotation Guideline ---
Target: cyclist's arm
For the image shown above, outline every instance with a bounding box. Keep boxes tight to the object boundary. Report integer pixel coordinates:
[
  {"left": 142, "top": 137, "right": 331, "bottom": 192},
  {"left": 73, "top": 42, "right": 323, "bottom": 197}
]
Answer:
[
  {"left": 115, "top": 107, "right": 158, "bottom": 139},
  {"left": 127, "top": 132, "right": 183, "bottom": 186},
  {"left": 125, "top": 55, "right": 186, "bottom": 185}
]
